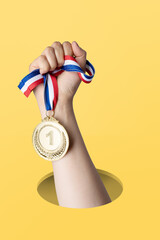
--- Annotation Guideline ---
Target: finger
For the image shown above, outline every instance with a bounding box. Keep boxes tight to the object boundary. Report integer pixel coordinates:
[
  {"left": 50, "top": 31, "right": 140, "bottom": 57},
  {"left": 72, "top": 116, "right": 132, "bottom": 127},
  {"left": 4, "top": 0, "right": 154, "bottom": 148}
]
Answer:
[
  {"left": 29, "top": 55, "right": 50, "bottom": 75},
  {"left": 62, "top": 41, "right": 74, "bottom": 56},
  {"left": 41, "top": 46, "right": 58, "bottom": 71},
  {"left": 51, "top": 41, "right": 65, "bottom": 67},
  {"left": 71, "top": 41, "right": 87, "bottom": 72}
]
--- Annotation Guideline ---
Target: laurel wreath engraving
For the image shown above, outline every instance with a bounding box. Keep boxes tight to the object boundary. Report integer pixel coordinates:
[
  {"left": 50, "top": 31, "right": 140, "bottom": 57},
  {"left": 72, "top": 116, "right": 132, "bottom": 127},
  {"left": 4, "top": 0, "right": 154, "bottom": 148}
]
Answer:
[
  {"left": 32, "top": 119, "right": 69, "bottom": 161},
  {"left": 33, "top": 129, "right": 67, "bottom": 160}
]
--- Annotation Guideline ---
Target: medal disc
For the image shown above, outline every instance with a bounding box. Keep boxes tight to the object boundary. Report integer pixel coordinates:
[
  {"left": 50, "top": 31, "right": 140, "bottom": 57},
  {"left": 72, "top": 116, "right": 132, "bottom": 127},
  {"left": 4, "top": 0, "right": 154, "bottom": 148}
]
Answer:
[{"left": 32, "top": 116, "right": 69, "bottom": 161}]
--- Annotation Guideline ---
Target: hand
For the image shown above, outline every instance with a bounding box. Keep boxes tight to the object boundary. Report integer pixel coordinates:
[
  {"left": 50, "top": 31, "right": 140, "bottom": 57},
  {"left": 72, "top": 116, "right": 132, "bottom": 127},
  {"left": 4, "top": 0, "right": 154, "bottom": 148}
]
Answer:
[{"left": 29, "top": 41, "right": 87, "bottom": 110}]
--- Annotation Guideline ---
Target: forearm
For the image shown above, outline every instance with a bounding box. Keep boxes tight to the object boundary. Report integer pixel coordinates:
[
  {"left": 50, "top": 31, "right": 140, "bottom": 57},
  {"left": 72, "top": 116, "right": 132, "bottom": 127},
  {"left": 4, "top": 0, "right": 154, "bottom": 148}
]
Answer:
[{"left": 52, "top": 99, "right": 111, "bottom": 208}]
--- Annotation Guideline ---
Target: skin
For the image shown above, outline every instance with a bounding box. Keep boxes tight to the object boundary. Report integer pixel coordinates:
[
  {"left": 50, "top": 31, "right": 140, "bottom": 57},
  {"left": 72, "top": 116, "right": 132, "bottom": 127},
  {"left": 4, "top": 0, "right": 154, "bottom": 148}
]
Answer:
[{"left": 29, "top": 41, "right": 111, "bottom": 208}]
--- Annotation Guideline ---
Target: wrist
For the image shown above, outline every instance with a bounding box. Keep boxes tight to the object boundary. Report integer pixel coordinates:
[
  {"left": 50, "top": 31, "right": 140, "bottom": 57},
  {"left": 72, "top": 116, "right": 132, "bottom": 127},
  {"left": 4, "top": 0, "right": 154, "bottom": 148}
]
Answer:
[
  {"left": 54, "top": 97, "right": 73, "bottom": 121},
  {"left": 35, "top": 88, "right": 74, "bottom": 121},
  {"left": 39, "top": 98, "right": 73, "bottom": 121}
]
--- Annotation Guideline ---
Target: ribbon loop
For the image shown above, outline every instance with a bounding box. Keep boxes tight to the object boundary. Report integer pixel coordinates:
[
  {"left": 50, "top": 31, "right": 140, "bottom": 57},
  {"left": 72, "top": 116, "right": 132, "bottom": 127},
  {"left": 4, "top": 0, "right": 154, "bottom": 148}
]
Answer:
[{"left": 18, "top": 55, "right": 95, "bottom": 111}]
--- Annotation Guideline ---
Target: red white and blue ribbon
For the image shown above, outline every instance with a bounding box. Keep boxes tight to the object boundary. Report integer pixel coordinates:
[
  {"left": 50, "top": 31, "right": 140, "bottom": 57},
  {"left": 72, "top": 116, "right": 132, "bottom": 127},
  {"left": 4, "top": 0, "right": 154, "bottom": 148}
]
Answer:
[{"left": 18, "top": 55, "right": 95, "bottom": 111}]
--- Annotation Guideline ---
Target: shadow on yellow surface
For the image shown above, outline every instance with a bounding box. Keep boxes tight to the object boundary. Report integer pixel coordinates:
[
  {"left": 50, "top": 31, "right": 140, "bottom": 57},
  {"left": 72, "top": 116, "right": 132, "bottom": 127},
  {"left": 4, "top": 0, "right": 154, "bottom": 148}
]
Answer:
[{"left": 37, "top": 169, "right": 123, "bottom": 205}]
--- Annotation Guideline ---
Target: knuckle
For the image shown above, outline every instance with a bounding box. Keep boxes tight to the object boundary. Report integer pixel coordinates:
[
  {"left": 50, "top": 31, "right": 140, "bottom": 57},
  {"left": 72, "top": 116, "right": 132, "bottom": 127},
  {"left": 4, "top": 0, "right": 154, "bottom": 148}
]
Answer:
[
  {"left": 44, "top": 46, "right": 53, "bottom": 54},
  {"left": 63, "top": 41, "right": 71, "bottom": 46},
  {"left": 39, "top": 55, "right": 46, "bottom": 62},
  {"left": 52, "top": 41, "right": 61, "bottom": 48}
]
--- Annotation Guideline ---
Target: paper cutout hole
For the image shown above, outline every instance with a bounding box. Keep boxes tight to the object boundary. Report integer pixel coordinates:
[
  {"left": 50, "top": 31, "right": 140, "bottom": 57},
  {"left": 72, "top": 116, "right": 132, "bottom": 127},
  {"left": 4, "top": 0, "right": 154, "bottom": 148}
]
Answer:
[{"left": 37, "top": 169, "right": 123, "bottom": 206}]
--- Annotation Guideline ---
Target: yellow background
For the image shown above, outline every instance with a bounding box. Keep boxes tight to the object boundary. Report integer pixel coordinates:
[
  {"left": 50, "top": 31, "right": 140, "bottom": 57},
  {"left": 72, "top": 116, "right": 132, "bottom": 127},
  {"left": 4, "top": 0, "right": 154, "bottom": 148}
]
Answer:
[{"left": 0, "top": 0, "right": 160, "bottom": 239}]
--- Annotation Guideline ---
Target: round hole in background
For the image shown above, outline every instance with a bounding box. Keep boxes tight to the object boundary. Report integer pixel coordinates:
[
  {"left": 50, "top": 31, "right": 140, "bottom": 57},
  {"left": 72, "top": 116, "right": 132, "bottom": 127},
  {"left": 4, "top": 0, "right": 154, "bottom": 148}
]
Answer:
[{"left": 37, "top": 169, "right": 123, "bottom": 207}]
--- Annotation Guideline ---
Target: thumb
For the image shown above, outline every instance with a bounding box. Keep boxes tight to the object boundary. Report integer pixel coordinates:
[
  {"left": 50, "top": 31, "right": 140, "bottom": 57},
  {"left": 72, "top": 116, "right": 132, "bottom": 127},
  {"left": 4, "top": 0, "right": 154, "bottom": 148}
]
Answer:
[{"left": 71, "top": 41, "right": 87, "bottom": 72}]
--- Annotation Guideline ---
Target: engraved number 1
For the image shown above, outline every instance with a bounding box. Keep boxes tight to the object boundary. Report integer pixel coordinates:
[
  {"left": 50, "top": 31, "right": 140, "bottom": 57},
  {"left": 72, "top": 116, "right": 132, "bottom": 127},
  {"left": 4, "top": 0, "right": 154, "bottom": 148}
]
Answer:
[{"left": 46, "top": 131, "right": 53, "bottom": 145}]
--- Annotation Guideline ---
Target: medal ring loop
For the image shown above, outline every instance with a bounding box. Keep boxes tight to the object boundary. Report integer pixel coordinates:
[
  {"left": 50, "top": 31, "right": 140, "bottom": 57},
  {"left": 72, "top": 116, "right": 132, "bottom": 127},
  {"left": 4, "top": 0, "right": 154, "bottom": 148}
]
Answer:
[{"left": 46, "top": 110, "right": 54, "bottom": 118}]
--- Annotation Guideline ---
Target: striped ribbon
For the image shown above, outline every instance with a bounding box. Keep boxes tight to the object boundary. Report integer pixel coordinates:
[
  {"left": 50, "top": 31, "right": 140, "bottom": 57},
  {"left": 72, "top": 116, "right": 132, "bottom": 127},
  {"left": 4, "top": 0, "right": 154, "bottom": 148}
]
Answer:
[{"left": 18, "top": 55, "right": 95, "bottom": 111}]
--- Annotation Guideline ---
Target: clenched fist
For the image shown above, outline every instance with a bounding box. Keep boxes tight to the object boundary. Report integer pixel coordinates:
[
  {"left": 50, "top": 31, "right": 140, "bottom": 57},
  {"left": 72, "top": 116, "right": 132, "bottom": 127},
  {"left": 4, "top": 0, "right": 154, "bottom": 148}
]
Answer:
[{"left": 29, "top": 41, "right": 87, "bottom": 118}]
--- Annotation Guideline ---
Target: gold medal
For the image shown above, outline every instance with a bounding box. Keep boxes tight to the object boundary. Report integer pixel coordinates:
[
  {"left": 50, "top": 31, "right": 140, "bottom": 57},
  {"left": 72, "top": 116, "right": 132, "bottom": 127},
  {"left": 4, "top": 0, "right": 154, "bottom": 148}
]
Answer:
[{"left": 32, "top": 111, "right": 69, "bottom": 161}]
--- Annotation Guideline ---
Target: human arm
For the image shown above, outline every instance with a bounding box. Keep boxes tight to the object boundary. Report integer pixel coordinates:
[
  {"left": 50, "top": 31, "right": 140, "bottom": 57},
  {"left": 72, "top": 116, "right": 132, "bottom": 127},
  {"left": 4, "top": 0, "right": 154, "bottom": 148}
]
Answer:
[{"left": 30, "top": 41, "right": 111, "bottom": 208}]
